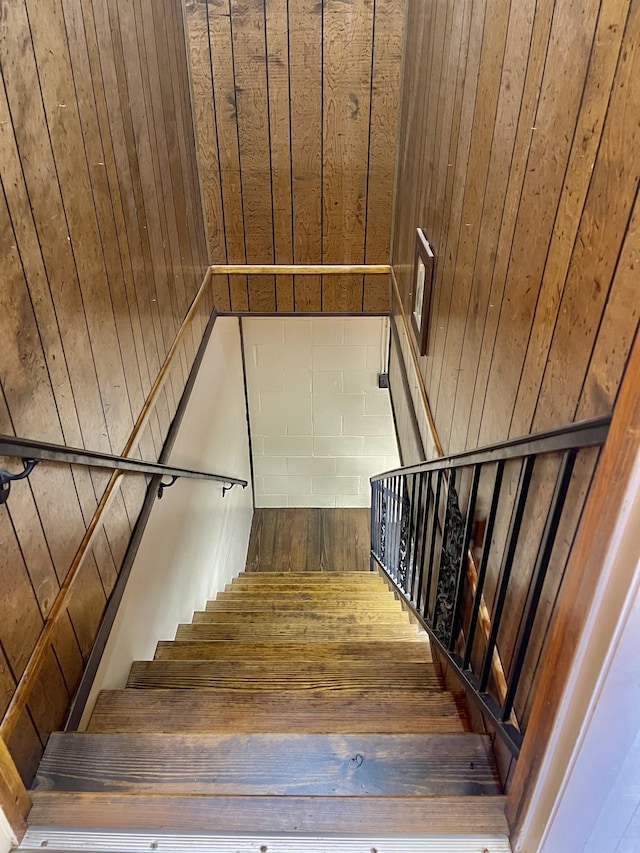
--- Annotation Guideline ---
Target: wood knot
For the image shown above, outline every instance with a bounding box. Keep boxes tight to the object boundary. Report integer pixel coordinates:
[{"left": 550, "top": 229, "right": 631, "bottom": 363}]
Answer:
[{"left": 349, "top": 753, "right": 364, "bottom": 768}]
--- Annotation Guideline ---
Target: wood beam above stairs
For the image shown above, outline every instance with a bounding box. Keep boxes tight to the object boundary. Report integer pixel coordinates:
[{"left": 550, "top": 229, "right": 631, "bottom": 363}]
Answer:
[{"left": 27, "top": 571, "right": 508, "bottom": 839}]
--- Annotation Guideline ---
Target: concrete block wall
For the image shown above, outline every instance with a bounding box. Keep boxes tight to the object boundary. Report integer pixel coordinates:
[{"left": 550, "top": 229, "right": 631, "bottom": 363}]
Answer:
[{"left": 243, "top": 317, "right": 400, "bottom": 507}]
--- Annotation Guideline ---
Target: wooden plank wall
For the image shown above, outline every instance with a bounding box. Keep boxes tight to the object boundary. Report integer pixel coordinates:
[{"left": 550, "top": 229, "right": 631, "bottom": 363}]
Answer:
[
  {"left": 184, "top": 0, "right": 405, "bottom": 313},
  {"left": 0, "top": 0, "right": 210, "bottom": 785},
  {"left": 390, "top": 0, "right": 639, "bottom": 795},
  {"left": 392, "top": 0, "right": 639, "bottom": 456}
]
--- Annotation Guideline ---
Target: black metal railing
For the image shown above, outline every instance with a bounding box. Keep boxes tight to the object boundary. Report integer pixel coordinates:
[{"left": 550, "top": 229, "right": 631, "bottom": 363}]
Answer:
[
  {"left": 0, "top": 433, "right": 247, "bottom": 505},
  {"left": 370, "top": 416, "right": 610, "bottom": 757}
]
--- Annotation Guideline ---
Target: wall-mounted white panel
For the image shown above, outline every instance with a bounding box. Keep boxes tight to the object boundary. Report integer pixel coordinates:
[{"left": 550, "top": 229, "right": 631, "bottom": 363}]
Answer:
[{"left": 244, "top": 317, "right": 400, "bottom": 507}]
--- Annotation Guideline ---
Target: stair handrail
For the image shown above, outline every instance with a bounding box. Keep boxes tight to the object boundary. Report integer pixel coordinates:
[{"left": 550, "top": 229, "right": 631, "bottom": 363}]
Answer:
[
  {"left": 370, "top": 415, "right": 610, "bottom": 482},
  {"left": 0, "top": 433, "right": 247, "bottom": 505},
  {"left": 369, "top": 415, "right": 611, "bottom": 758},
  {"left": 0, "top": 434, "right": 246, "bottom": 746}
]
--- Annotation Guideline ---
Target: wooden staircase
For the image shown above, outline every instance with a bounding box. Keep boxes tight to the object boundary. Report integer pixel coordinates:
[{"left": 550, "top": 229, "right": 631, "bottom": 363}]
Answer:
[{"left": 28, "top": 571, "right": 508, "bottom": 840}]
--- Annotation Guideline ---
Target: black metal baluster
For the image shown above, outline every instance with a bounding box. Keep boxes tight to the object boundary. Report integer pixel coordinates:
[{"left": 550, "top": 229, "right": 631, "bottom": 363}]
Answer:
[
  {"left": 423, "top": 469, "right": 443, "bottom": 623},
  {"left": 449, "top": 464, "right": 481, "bottom": 652},
  {"left": 409, "top": 472, "right": 425, "bottom": 603},
  {"left": 380, "top": 478, "right": 388, "bottom": 568},
  {"left": 394, "top": 475, "right": 402, "bottom": 585},
  {"left": 432, "top": 469, "right": 457, "bottom": 639},
  {"left": 479, "top": 456, "right": 535, "bottom": 692},
  {"left": 463, "top": 461, "right": 505, "bottom": 670},
  {"left": 501, "top": 450, "right": 577, "bottom": 720},
  {"left": 370, "top": 481, "right": 377, "bottom": 569},
  {"left": 405, "top": 473, "right": 419, "bottom": 598},
  {"left": 388, "top": 477, "right": 396, "bottom": 581},
  {"left": 414, "top": 471, "right": 431, "bottom": 612},
  {"left": 376, "top": 481, "right": 381, "bottom": 559}
]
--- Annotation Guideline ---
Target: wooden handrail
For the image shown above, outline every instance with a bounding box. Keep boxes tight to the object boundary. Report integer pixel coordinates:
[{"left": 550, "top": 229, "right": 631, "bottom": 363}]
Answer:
[
  {"left": 210, "top": 263, "right": 391, "bottom": 275},
  {"left": 0, "top": 269, "right": 214, "bottom": 831},
  {"left": 0, "top": 735, "right": 30, "bottom": 837}
]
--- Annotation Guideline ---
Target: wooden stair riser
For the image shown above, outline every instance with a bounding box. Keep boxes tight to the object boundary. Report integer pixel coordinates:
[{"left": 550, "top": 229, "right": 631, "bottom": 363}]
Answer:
[
  {"left": 215, "top": 589, "right": 398, "bottom": 604},
  {"left": 174, "top": 624, "right": 421, "bottom": 642},
  {"left": 232, "top": 571, "right": 383, "bottom": 580},
  {"left": 227, "top": 579, "right": 388, "bottom": 591},
  {"left": 127, "top": 660, "right": 439, "bottom": 690},
  {"left": 191, "top": 611, "right": 411, "bottom": 627},
  {"left": 36, "top": 733, "right": 500, "bottom": 797},
  {"left": 88, "top": 688, "right": 467, "bottom": 734},
  {"left": 28, "top": 793, "right": 509, "bottom": 835},
  {"left": 154, "top": 640, "right": 432, "bottom": 662},
  {"left": 206, "top": 597, "right": 403, "bottom": 612},
  {"left": 205, "top": 593, "right": 403, "bottom": 613}
]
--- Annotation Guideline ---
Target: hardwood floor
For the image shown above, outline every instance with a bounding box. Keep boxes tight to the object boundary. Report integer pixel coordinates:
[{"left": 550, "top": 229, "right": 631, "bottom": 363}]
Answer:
[{"left": 245, "top": 508, "right": 371, "bottom": 573}]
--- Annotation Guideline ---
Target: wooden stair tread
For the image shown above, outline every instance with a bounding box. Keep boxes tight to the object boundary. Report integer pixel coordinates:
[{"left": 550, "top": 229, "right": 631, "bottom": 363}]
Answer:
[
  {"left": 228, "top": 578, "right": 388, "bottom": 589},
  {"left": 28, "top": 793, "right": 509, "bottom": 835},
  {"left": 155, "top": 639, "right": 431, "bottom": 661},
  {"left": 174, "top": 623, "right": 421, "bottom": 641},
  {"left": 207, "top": 597, "right": 402, "bottom": 611},
  {"left": 191, "top": 610, "right": 411, "bottom": 626},
  {"left": 128, "top": 659, "right": 438, "bottom": 689},
  {"left": 233, "top": 571, "right": 384, "bottom": 580},
  {"left": 88, "top": 688, "right": 466, "bottom": 733},
  {"left": 216, "top": 589, "right": 397, "bottom": 602},
  {"left": 36, "top": 733, "right": 500, "bottom": 797}
]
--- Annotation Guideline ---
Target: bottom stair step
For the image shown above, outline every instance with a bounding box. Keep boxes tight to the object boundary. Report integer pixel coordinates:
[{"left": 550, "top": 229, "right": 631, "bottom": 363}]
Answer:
[
  {"left": 28, "top": 793, "right": 509, "bottom": 836},
  {"left": 35, "top": 733, "right": 501, "bottom": 797}
]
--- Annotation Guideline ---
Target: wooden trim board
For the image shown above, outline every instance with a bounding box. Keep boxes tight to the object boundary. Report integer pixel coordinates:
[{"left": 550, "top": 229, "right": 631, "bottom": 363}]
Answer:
[{"left": 210, "top": 264, "right": 391, "bottom": 275}]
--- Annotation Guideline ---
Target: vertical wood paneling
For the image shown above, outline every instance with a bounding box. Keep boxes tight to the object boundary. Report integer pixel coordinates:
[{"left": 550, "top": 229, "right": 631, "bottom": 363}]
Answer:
[
  {"left": 391, "top": 0, "right": 639, "bottom": 803},
  {"left": 289, "top": 0, "right": 323, "bottom": 310},
  {"left": 186, "top": 0, "right": 405, "bottom": 312},
  {"left": 363, "top": 0, "right": 404, "bottom": 311},
  {"left": 265, "top": 0, "right": 294, "bottom": 311},
  {"left": 0, "top": 0, "right": 209, "bottom": 785},
  {"left": 231, "top": 0, "right": 276, "bottom": 311},
  {"left": 392, "top": 0, "right": 638, "bottom": 456},
  {"left": 322, "top": 0, "right": 374, "bottom": 311},
  {"left": 186, "top": 1, "right": 230, "bottom": 310},
  {"left": 208, "top": 0, "right": 249, "bottom": 310}
]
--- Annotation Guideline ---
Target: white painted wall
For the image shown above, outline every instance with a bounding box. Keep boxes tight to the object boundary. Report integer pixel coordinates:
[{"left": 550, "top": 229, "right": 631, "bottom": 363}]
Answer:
[
  {"left": 0, "top": 808, "right": 16, "bottom": 853},
  {"left": 244, "top": 317, "right": 400, "bottom": 507},
  {"left": 80, "top": 318, "right": 253, "bottom": 726},
  {"left": 517, "top": 445, "right": 640, "bottom": 853}
]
